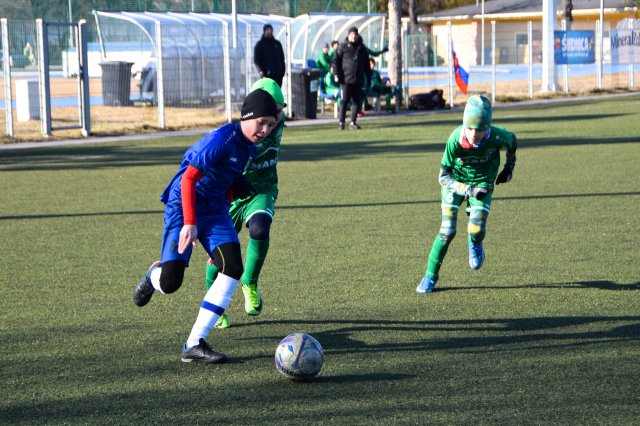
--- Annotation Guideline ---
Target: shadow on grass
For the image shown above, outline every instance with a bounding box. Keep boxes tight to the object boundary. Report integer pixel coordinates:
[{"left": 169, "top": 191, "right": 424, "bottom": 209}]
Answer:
[
  {"left": 1, "top": 118, "right": 639, "bottom": 171},
  {"left": 2, "top": 312, "right": 638, "bottom": 423},
  {"left": 2, "top": 191, "right": 639, "bottom": 221},
  {"left": 433, "top": 280, "right": 640, "bottom": 292},
  {"left": 230, "top": 313, "right": 640, "bottom": 357},
  {"left": 360, "top": 112, "right": 630, "bottom": 131}
]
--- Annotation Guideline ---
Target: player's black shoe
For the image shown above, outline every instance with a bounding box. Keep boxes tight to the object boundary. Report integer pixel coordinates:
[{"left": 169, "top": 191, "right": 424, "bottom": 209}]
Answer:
[
  {"left": 181, "top": 339, "right": 228, "bottom": 364},
  {"left": 339, "top": 122, "right": 345, "bottom": 130},
  {"left": 349, "top": 122, "right": 361, "bottom": 130},
  {"left": 133, "top": 261, "right": 160, "bottom": 307}
]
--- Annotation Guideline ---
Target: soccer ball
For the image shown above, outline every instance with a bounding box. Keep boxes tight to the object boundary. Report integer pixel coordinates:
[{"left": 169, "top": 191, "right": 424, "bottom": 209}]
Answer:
[{"left": 275, "top": 333, "right": 324, "bottom": 381}]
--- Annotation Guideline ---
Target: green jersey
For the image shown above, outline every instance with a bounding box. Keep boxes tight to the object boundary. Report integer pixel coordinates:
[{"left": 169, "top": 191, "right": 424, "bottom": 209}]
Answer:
[
  {"left": 316, "top": 51, "right": 332, "bottom": 74},
  {"left": 440, "top": 125, "right": 517, "bottom": 191},
  {"left": 243, "top": 119, "right": 284, "bottom": 198}
]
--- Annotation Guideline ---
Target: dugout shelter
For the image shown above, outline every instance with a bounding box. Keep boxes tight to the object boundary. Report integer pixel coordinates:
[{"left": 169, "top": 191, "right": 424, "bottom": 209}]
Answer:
[{"left": 94, "top": 11, "right": 290, "bottom": 120}]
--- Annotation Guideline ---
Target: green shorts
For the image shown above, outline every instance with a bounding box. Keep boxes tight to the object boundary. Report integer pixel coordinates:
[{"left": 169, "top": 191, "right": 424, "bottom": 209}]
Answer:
[
  {"left": 441, "top": 186, "right": 492, "bottom": 214},
  {"left": 229, "top": 193, "right": 276, "bottom": 231}
]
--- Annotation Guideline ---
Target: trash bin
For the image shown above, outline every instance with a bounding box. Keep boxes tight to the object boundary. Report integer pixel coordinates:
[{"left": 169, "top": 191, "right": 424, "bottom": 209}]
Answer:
[
  {"left": 290, "top": 68, "right": 321, "bottom": 119},
  {"left": 100, "top": 61, "right": 133, "bottom": 106}
]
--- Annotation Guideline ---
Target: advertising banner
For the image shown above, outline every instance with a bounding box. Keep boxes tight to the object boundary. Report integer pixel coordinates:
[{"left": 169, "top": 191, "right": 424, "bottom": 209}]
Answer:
[
  {"left": 610, "top": 29, "right": 640, "bottom": 64},
  {"left": 554, "top": 30, "right": 595, "bottom": 64}
]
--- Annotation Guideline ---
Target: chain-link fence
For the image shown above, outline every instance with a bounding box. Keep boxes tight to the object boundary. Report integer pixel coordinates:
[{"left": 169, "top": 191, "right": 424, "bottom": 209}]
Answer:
[
  {"left": 0, "top": 0, "right": 377, "bottom": 26},
  {"left": 2, "top": 9, "right": 639, "bottom": 141},
  {"left": 403, "top": 17, "right": 639, "bottom": 107}
]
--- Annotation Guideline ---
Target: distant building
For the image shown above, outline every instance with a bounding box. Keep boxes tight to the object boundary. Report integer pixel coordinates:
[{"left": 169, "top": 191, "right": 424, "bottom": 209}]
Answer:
[{"left": 417, "top": 0, "right": 638, "bottom": 65}]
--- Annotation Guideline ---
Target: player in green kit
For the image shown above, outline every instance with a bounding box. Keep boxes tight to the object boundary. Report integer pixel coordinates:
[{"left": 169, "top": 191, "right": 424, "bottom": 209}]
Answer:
[
  {"left": 205, "top": 78, "right": 286, "bottom": 327},
  {"left": 417, "top": 95, "right": 517, "bottom": 294}
]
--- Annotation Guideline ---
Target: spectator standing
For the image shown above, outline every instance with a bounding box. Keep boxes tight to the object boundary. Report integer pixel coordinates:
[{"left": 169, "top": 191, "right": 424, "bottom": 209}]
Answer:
[
  {"left": 332, "top": 27, "right": 371, "bottom": 130},
  {"left": 254, "top": 24, "right": 286, "bottom": 87}
]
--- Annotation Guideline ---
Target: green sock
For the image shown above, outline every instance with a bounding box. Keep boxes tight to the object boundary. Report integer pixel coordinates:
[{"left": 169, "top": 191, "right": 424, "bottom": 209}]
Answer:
[
  {"left": 205, "top": 261, "right": 219, "bottom": 291},
  {"left": 426, "top": 236, "right": 451, "bottom": 281},
  {"left": 241, "top": 237, "right": 270, "bottom": 285}
]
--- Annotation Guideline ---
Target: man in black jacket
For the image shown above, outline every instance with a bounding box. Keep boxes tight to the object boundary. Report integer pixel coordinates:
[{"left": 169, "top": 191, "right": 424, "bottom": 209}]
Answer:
[
  {"left": 332, "top": 26, "right": 372, "bottom": 130},
  {"left": 254, "top": 24, "right": 286, "bottom": 87}
]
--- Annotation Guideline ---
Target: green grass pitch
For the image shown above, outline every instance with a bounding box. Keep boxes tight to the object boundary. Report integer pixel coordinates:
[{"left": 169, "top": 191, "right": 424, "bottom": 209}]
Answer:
[{"left": 1, "top": 95, "right": 639, "bottom": 424}]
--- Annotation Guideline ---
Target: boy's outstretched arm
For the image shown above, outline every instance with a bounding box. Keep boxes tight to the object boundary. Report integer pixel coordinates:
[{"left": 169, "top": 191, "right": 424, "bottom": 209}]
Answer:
[{"left": 496, "top": 134, "right": 517, "bottom": 185}]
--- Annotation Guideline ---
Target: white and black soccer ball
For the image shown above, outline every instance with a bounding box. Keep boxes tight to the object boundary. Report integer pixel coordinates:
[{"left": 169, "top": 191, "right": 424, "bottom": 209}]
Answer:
[{"left": 274, "top": 333, "right": 324, "bottom": 381}]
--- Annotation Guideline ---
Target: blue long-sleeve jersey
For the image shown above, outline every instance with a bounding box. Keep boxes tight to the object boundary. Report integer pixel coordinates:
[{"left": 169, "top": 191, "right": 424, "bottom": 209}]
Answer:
[{"left": 160, "top": 122, "right": 256, "bottom": 216}]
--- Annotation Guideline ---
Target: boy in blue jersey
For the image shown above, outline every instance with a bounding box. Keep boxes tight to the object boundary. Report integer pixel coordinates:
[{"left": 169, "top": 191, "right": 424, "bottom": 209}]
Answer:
[{"left": 133, "top": 89, "right": 278, "bottom": 364}]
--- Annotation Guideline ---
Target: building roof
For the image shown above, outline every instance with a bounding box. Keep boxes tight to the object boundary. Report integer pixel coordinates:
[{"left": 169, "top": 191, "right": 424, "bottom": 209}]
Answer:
[{"left": 422, "top": 0, "right": 632, "bottom": 20}]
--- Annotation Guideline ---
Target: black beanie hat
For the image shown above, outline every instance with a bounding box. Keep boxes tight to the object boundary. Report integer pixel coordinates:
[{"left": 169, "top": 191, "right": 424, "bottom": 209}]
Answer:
[
  {"left": 348, "top": 26, "right": 358, "bottom": 35},
  {"left": 241, "top": 88, "right": 278, "bottom": 121},
  {"left": 263, "top": 24, "right": 273, "bottom": 32}
]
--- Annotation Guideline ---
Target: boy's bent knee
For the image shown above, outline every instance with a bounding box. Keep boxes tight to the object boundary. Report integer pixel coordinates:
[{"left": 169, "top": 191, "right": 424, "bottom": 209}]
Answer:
[
  {"left": 248, "top": 214, "right": 272, "bottom": 240},
  {"left": 211, "top": 242, "right": 244, "bottom": 280},
  {"left": 159, "top": 260, "right": 185, "bottom": 293}
]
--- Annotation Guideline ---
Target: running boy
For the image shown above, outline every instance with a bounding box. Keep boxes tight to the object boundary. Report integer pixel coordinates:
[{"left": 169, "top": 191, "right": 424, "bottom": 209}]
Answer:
[
  {"left": 205, "top": 78, "right": 286, "bottom": 329},
  {"left": 133, "top": 89, "right": 278, "bottom": 363},
  {"left": 417, "top": 95, "right": 517, "bottom": 293}
]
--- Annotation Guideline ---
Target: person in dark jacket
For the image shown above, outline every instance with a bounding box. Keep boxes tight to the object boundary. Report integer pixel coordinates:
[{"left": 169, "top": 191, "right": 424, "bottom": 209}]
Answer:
[
  {"left": 254, "top": 24, "right": 286, "bottom": 87},
  {"left": 332, "top": 26, "right": 372, "bottom": 130}
]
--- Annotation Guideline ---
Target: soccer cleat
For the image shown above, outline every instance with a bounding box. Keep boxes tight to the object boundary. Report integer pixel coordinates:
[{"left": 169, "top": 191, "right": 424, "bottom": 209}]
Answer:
[
  {"left": 416, "top": 276, "right": 437, "bottom": 294},
  {"left": 349, "top": 122, "right": 361, "bottom": 130},
  {"left": 214, "top": 313, "right": 231, "bottom": 329},
  {"left": 181, "top": 338, "right": 227, "bottom": 364},
  {"left": 469, "top": 241, "right": 485, "bottom": 270},
  {"left": 242, "top": 283, "right": 263, "bottom": 316},
  {"left": 357, "top": 110, "right": 366, "bottom": 117},
  {"left": 133, "top": 261, "right": 161, "bottom": 307},
  {"left": 339, "top": 122, "right": 345, "bottom": 130}
]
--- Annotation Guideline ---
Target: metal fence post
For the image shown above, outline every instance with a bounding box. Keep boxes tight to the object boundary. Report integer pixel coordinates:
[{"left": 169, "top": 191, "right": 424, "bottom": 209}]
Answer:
[
  {"left": 155, "top": 20, "right": 165, "bottom": 129},
  {"left": 447, "top": 22, "right": 453, "bottom": 108},
  {"left": 598, "top": 1, "right": 604, "bottom": 90},
  {"left": 562, "top": 19, "right": 569, "bottom": 94},
  {"left": 629, "top": 18, "right": 635, "bottom": 88},
  {"left": 1, "top": 18, "right": 14, "bottom": 138},
  {"left": 223, "top": 21, "right": 231, "bottom": 123},
  {"left": 491, "top": 20, "right": 496, "bottom": 102},
  {"left": 78, "top": 19, "right": 91, "bottom": 136},
  {"left": 246, "top": 24, "right": 252, "bottom": 96},
  {"left": 528, "top": 21, "right": 533, "bottom": 99},
  {"left": 596, "top": 19, "right": 602, "bottom": 90},
  {"left": 36, "top": 19, "right": 52, "bottom": 137},
  {"left": 286, "top": 22, "right": 292, "bottom": 117}
]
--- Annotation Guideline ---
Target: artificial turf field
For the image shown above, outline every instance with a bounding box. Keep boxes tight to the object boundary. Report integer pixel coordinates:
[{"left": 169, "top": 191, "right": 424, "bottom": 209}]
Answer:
[{"left": 1, "top": 95, "right": 639, "bottom": 424}]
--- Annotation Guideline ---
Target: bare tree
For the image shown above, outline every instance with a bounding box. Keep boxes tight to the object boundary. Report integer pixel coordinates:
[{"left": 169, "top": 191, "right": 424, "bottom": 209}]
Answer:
[
  {"left": 388, "top": 0, "right": 403, "bottom": 92},
  {"left": 409, "top": 0, "right": 418, "bottom": 34}
]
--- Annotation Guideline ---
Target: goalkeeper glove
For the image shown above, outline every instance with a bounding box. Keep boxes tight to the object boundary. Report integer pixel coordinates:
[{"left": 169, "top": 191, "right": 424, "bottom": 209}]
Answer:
[
  {"left": 495, "top": 168, "right": 513, "bottom": 185},
  {"left": 469, "top": 187, "right": 490, "bottom": 200}
]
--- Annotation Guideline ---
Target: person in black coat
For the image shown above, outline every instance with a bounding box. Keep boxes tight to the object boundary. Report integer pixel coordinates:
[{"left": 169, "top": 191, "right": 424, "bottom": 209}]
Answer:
[
  {"left": 254, "top": 24, "right": 286, "bottom": 87},
  {"left": 332, "top": 26, "right": 372, "bottom": 130}
]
